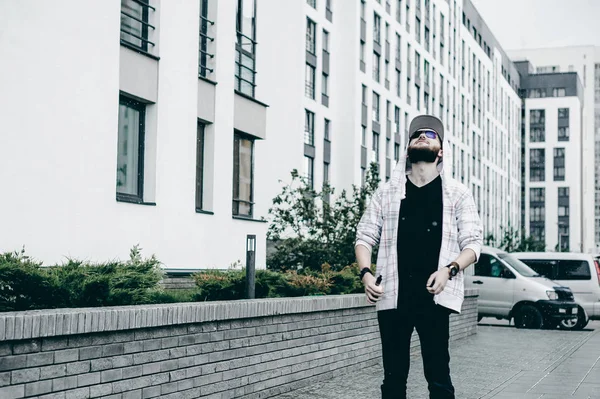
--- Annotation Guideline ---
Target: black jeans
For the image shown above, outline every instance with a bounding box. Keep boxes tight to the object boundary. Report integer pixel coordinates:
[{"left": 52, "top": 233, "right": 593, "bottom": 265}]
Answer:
[{"left": 377, "top": 304, "right": 454, "bottom": 399}]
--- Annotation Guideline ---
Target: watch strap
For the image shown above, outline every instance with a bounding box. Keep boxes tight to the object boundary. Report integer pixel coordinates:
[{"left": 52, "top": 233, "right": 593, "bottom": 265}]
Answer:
[{"left": 359, "top": 268, "right": 374, "bottom": 281}]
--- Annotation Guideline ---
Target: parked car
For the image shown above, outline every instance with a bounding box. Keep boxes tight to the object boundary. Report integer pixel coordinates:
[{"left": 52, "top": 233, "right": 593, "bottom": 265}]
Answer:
[
  {"left": 464, "top": 246, "right": 578, "bottom": 329},
  {"left": 512, "top": 252, "right": 600, "bottom": 330}
]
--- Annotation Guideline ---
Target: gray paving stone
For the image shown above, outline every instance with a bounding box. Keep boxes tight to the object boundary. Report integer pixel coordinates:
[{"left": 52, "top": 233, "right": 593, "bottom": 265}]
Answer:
[{"left": 270, "top": 320, "right": 600, "bottom": 399}]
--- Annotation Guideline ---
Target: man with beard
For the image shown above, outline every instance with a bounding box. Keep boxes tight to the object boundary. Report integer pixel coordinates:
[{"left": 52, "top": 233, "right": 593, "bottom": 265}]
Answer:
[{"left": 355, "top": 115, "right": 483, "bottom": 399}]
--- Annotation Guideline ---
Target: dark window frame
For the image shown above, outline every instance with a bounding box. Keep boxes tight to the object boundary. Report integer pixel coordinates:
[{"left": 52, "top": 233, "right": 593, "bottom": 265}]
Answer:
[
  {"left": 120, "top": 0, "right": 155, "bottom": 54},
  {"left": 235, "top": 0, "right": 257, "bottom": 97},
  {"left": 195, "top": 121, "right": 206, "bottom": 211},
  {"left": 116, "top": 96, "right": 146, "bottom": 204},
  {"left": 232, "top": 131, "right": 255, "bottom": 218}
]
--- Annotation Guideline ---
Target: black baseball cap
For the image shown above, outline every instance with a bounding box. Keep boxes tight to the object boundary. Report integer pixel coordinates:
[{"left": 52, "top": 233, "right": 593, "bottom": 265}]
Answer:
[{"left": 409, "top": 115, "right": 444, "bottom": 145}]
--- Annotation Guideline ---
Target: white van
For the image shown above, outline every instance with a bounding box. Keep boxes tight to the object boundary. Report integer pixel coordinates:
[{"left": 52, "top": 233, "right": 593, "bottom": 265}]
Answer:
[
  {"left": 464, "top": 246, "right": 578, "bottom": 329},
  {"left": 512, "top": 252, "right": 600, "bottom": 330}
]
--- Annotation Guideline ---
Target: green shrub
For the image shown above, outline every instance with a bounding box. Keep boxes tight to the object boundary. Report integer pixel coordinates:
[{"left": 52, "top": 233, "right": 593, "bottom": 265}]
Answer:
[
  {"left": 0, "top": 246, "right": 164, "bottom": 311},
  {"left": 0, "top": 249, "right": 59, "bottom": 311}
]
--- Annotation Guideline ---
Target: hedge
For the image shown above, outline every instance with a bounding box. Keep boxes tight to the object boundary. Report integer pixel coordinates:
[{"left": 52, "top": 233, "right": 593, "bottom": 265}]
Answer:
[{"left": 0, "top": 248, "right": 368, "bottom": 311}]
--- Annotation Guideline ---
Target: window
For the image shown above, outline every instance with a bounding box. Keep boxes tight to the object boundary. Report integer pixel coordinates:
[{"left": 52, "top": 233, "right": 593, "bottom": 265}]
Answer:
[
  {"left": 307, "top": 0, "right": 316, "bottom": 8},
  {"left": 558, "top": 127, "right": 570, "bottom": 141},
  {"left": 554, "top": 148, "right": 565, "bottom": 181},
  {"left": 323, "top": 162, "right": 330, "bottom": 187},
  {"left": 305, "top": 110, "right": 315, "bottom": 145},
  {"left": 235, "top": 0, "right": 257, "bottom": 97},
  {"left": 360, "top": 42, "right": 366, "bottom": 71},
  {"left": 394, "top": 143, "right": 400, "bottom": 161},
  {"left": 372, "top": 132, "right": 380, "bottom": 162},
  {"left": 394, "top": 106, "right": 400, "bottom": 132},
  {"left": 529, "top": 89, "right": 546, "bottom": 98},
  {"left": 120, "top": 0, "right": 154, "bottom": 52},
  {"left": 415, "top": 16, "right": 421, "bottom": 44},
  {"left": 198, "top": 0, "right": 213, "bottom": 77},
  {"left": 395, "top": 33, "right": 402, "bottom": 62},
  {"left": 529, "top": 109, "right": 545, "bottom": 142},
  {"left": 424, "top": 26, "right": 430, "bottom": 52},
  {"left": 530, "top": 149, "right": 545, "bottom": 182},
  {"left": 372, "top": 91, "right": 380, "bottom": 122},
  {"left": 324, "top": 118, "right": 331, "bottom": 140},
  {"left": 474, "top": 254, "right": 509, "bottom": 278},
  {"left": 233, "top": 132, "right": 254, "bottom": 217},
  {"left": 195, "top": 122, "right": 205, "bottom": 210},
  {"left": 374, "top": 13, "right": 381, "bottom": 44},
  {"left": 396, "top": 70, "right": 401, "bottom": 97},
  {"left": 117, "top": 96, "right": 146, "bottom": 202},
  {"left": 306, "top": 18, "right": 316, "bottom": 54},
  {"left": 305, "top": 64, "right": 315, "bottom": 99},
  {"left": 558, "top": 108, "right": 569, "bottom": 142},
  {"left": 424, "top": 60, "right": 430, "bottom": 86},
  {"left": 322, "top": 73, "right": 329, "bottom": 103},
  {"left": 396, "top": 0, "right": 402, "bottom": 23},
  {"left": 558, "top": 108, "right": 569, "bottom": 119},
  {"left": 530, "top": 128, "right": 545, "bottom": 142},
  {"left": 556, "top": 261, "right": 590, "bottom": 280},
  {"left": 552, "top": 87, "right": 566, "bottom": 97},
  {"left": 323, "top": 30, "right": 330, "bottom": 52},
  {"left": 373, "top": 52, "right": 381, "bottom": 82},
  {"left": 530, "top": 188, "right": 545, "bottom": 203},
  {"left": 415, "top": 51, "right": 421, "bottom": 79},
  {"left": 530, "top": 204, "right": 545, "bottom": 222},
  {"left": 304, "top": 156, "right": 314, "bottom": 189}
]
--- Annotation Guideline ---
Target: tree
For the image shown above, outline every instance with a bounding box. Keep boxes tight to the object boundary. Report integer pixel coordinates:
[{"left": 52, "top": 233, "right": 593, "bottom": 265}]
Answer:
[
  {"left": 485, "top": 224, "right": 546, "bottom": 252},
  {"left": 267, "top": 163, "right": 380, "bottom": 271}
]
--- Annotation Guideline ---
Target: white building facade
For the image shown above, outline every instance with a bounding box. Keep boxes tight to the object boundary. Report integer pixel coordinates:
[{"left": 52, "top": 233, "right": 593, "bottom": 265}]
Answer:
[
  {"left": 0, "top": 0, "right": 272, "bottom": 269},
  {"left": 1, "top": 0, "right": 525, "bottom": 269},
  {"left": 509, "top": 46, "right": 600, "bottom": 253}
]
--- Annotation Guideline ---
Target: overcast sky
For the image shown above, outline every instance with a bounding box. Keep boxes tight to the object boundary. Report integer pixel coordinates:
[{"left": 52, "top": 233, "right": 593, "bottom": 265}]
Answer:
[{"left": 469, "top": 0, "right": 600, "bottom": 51}]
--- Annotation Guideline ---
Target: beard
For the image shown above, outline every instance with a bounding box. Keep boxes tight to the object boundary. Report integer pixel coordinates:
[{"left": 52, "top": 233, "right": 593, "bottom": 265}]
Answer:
[{"left": 407, "top": 145, "right": 440, "bottom": 163}]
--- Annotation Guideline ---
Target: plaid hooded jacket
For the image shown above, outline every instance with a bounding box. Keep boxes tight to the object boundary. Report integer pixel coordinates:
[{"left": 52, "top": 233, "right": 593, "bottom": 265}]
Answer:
[{"left": 355, "top": 143, "right": 483, "bottom": 313}]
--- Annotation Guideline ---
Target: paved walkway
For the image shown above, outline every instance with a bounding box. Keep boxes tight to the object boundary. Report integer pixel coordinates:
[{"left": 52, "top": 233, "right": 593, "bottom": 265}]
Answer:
[{"left": 272, "top": 320, "right": 600, "bottom": 399}]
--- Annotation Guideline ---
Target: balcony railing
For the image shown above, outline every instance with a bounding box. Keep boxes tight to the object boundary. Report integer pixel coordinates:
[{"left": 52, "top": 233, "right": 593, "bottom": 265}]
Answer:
[
  {"left": 235, "top": 31, "right": 257, "bottom": 97},
  {"left": 120, "top": 0, "right": 156, "bottom": 53},
  {"left": 199, "top": 14, "right": 215, "bottom": 78}
]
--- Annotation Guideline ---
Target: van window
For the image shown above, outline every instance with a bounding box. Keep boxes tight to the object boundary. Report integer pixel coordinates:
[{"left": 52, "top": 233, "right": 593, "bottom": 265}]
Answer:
[
  {"left": 475, "top": 254, "right": 508, "bottom": 278},
  {"left": 518, "top": 259, "right": 556, "bottom": 279},
  {"left": 519, "top": 259, "right": 591, "bottom": 280},
  {"left": 556, "top": 260, "right": 591, "bottom": 280}
]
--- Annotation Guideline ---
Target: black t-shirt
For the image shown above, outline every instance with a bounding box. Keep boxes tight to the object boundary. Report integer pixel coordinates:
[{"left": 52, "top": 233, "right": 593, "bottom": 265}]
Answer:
[{"left": 397, "top": 175, "right": 443, "bottom": 308}]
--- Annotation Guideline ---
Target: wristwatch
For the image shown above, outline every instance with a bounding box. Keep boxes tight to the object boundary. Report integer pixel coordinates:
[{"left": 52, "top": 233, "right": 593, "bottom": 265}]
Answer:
[
  {"left": 359, "top": 268, "right": 374, "bottom": 281},
  {"left": 446, "top": 262, "right": 460, "bottom": 280}
]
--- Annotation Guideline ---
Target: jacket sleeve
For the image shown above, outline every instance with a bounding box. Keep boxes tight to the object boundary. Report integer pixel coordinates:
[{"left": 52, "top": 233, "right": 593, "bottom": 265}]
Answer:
[
  {"left": 456, "top": 187, "right": 483, "bottom": 261},
  {"left": 355, "top": 187, "right": 384, "bottom": 253}
]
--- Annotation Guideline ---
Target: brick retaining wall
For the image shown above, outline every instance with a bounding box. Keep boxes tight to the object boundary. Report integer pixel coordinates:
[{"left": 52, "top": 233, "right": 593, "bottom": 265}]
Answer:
[{"left": 0, "top": 289, "right": 478, "bottom": 399}]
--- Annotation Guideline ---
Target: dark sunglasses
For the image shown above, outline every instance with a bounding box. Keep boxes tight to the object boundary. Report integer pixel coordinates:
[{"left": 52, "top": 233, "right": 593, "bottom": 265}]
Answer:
[{"left": 410, "top": 130, "right": 439, "bottom": 140}]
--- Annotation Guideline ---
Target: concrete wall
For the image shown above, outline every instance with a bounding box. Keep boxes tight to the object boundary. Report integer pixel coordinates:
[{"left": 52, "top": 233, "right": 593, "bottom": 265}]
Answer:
[{"left": 0, "top": 290, "right": 478, "bottom": 399}]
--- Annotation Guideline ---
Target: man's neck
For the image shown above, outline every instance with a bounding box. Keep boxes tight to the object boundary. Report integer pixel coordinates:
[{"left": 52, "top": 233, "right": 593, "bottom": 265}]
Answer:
[{"left": 408, "top": 161, "right": 439, "bottom": 187}]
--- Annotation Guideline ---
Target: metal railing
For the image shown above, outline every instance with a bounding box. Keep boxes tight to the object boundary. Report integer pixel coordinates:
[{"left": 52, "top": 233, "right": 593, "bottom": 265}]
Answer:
[
  {"left": 120, "top": 0, "right": 155, "bottom": 52},
  {"left": 235, "top": 31, "right": 257, "bottom": 97},
  {"left": 199, "top": 14, "right": 215, "bottom": 77}
]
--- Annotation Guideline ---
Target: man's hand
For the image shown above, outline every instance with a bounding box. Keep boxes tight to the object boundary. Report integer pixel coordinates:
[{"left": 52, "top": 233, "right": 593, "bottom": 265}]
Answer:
[
  {"left": 363, "top": 273, "right": 384, "bottom": 304},
  {"left": 426, "top": 268, "right": 450, "bottom": 295}
]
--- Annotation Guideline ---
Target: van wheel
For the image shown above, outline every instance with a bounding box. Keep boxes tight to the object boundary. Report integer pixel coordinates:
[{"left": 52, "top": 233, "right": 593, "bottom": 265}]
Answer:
[
  {"left": 514, "top": 305, "right": 544, "bottom": 329},
  {"left": 559, "top": 307, "right": 588, "bottom": 331}
]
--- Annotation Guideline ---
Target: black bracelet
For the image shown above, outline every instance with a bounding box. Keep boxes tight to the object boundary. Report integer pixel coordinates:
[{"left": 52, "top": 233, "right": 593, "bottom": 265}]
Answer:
[{"left": 359, "top": 268, "right": 374, "bottom": 280}]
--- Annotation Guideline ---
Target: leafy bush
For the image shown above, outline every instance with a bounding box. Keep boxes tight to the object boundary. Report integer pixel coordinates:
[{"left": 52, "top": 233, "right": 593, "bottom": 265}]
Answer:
[
  {"left": 0, "top": 247, "right": 368, "bottom": 311},
  {"left": 267, "top": 163, "right": 380, "bottom": 272},
  {"left": 0, "top": 246, "right": 164, "bottom": 311}
]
